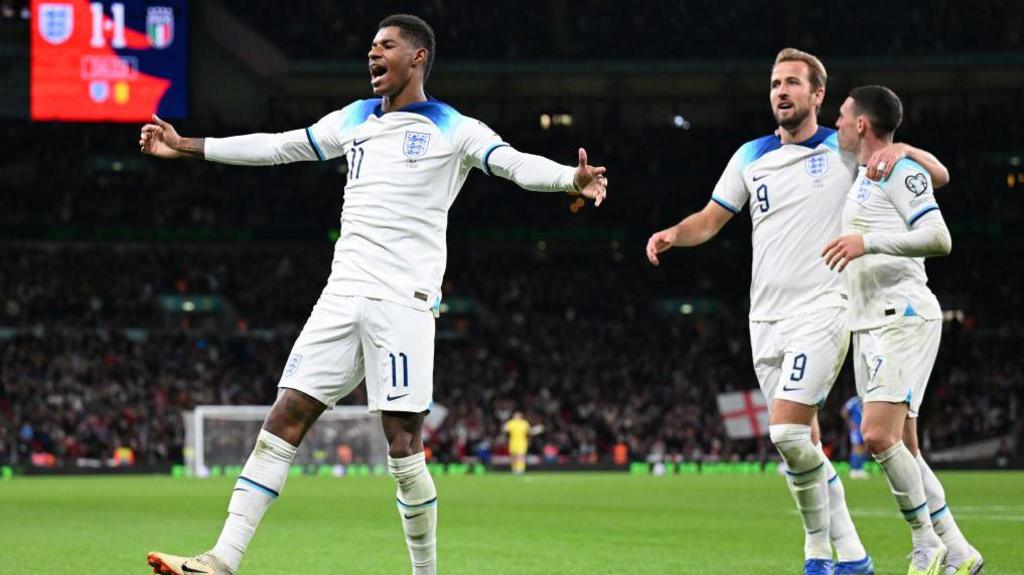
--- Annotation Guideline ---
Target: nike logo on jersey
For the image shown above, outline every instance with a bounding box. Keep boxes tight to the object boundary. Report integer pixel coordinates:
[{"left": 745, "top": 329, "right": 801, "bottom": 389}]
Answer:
[
  {"left": 781, "top": 385, "right": 802, "bottom": 392},
  {"left": 865, "top": 385, "right": 883, "bottom": 394},
  {"left": 353, "top": 137, "right": 371, "bottom": 146},
  {"left": 387, "top": 393, "right": 410, "bottom": 401},
  {"left": 403, "top": 512, "right": 425, "bottom": 520},
  {"left": 752, "top": 173, "right": 769, "bottom": 181}
]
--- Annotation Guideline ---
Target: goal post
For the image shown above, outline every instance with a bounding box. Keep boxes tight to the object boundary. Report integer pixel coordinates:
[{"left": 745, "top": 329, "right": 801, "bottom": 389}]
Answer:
[{"left": 182, "top": 405, "right": 387, "bottom": 477}]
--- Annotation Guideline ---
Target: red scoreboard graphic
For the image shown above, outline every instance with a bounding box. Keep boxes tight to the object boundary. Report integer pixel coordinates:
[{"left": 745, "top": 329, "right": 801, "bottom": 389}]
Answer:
[{"left": 31, "top": 0, "right": 188, "bottom": 122}]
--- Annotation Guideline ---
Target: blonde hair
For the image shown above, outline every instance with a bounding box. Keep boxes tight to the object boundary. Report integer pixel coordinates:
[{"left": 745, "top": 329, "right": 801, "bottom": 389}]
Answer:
[{"left": 774, "top": 48, "right": 827, "bottom": 90}]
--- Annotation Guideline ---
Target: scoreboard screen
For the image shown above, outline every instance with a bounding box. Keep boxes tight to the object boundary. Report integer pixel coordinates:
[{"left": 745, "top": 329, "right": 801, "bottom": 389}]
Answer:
[{"left": 31, "top": 0, "right": 188, "bottom": 122}]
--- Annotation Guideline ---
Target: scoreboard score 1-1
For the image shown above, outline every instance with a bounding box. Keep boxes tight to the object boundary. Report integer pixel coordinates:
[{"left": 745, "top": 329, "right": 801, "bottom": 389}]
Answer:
[{"left": 31, "top": 0, "right": 188, "bottom": 122}]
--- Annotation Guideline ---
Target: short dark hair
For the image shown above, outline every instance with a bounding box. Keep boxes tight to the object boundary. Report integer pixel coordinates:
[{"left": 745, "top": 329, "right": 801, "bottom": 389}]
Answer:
[
  {"left": 849, "top": 85, "right": 903, "bottom": 138},
  {"left": 378, "top": 14, "right": 436, "bottom": 80}
]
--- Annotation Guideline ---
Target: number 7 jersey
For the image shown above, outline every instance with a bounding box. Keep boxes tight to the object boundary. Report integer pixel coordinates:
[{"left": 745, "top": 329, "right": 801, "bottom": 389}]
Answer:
[
  {"left": 710, "top": 127, "right": 858, "bottom": 321},
  {"left": 304, "top": 98, "right": 507, "bottom": 312}
]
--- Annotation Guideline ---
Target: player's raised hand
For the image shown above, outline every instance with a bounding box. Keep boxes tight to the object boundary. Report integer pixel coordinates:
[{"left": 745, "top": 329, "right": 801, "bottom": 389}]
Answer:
[
  {"left": 645, "top": 226, "right": 679, "bottom": 266},
  {"left": 573, "top": 148, "right": 608, "bottom": 206},
  {"left": 139, "top": 115, "right": 189, "bottom": 159},
  {"left": 866, "top": 142, "right": 909, "bottom": 181},
  {"left": 821, "top": 234, "right": 865, "bottom": 272}
]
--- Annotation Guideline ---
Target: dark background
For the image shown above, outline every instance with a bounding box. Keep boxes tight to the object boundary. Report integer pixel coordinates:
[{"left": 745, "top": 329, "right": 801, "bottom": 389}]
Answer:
[{"left": 1, "top": 0, "right": 1021, "bottom": 470}]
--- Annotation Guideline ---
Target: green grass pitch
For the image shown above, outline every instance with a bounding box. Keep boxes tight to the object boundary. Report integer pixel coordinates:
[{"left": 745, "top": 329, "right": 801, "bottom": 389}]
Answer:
[{"left": 1, "top": 471, "right": 1021, "bottom": 574}]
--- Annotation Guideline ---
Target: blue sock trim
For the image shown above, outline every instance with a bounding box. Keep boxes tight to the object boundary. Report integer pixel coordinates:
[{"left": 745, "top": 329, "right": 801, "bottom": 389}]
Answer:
[
  {"left": 238, "top": 475, "right": 280, "bottom": 498},
  {"left": 397, "top": 496, "right": 437, "bottom": 509},
  {"left": 785, "top": 461, "right": 824, "bottom": 477},
  {"left": 900, "top": 501, "right": 928, "bottom": 516},
  {"left": 929, "top": 504, "right": 949, "bottom": 519}
]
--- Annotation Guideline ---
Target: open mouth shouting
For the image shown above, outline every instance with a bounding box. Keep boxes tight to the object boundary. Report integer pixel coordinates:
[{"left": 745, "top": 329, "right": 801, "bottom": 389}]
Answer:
[{"left": 369, "top": 62, "right": 389, "bottom": 89}]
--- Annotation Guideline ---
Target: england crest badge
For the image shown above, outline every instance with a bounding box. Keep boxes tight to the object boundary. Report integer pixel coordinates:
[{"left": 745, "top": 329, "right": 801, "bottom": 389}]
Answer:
[
  {"left": 805, "top": 153, "right": 829, "bottom": 177},
  {"left": 403, "top": 131, "right": 431, "bottom": 160},
  {"left": 147, "top": 6, "right": 175, "bottom": 49},
  {"left": 283, "top": 354, "right": 302, "bottom": 377},
  {"left": 856, "top": 177, "right": 872, "bottom": 203},
  {"left": 38, "top": 3, "right": 73, "bottom": 46}
]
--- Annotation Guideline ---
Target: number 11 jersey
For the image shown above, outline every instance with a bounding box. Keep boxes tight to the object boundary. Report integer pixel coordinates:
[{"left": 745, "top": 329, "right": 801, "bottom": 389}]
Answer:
[{"left": 304, "top": 98, "right": 507, "bottom": 312}]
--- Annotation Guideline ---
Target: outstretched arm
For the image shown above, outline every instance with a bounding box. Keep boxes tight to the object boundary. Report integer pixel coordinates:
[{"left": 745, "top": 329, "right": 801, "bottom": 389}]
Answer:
[
  {"left": 140, "top": 114, "right": 331, "bottom": 166},
  {"left": 485, "top": 146, "right": 607, "bottom": 206},
  {"left": 866, "top": 144, "right": 950, "bottom": 188},
  {"left": 139, "top": 115, "right": 205, "bottom": 159},
  {"left": 645, "top": 201, "right": 734, "bottom": 266}
]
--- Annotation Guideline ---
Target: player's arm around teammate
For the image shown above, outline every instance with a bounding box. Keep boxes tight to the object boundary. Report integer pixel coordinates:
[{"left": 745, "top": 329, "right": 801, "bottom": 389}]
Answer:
[{"left": 822, "top": 86, "right": 983, "bottom": 575}]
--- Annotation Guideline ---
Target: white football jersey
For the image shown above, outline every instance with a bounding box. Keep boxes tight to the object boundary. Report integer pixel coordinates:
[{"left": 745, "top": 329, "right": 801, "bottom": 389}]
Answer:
[
  {"left": 711, "top": 127, "right": 858, "bottom": 321},
  {"left": 304, "top": 98, "right": 506, "bottom": 311},
  {"left": 841, "top": 159, "right": 943, "bottom": 330}
]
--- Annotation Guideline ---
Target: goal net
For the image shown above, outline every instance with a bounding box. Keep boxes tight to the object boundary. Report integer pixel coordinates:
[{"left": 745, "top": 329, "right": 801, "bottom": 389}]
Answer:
[{"left": 182, "top": 405, "right": 387, "bottom": 477}]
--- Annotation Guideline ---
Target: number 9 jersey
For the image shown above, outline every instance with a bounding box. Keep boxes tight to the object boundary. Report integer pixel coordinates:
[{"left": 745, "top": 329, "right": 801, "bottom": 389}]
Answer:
[{"left": 709, "top": 127, "right": 858, "bottom": 321}]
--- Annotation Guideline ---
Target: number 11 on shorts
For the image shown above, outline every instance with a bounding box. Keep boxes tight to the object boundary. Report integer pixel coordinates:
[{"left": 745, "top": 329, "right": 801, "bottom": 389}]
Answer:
[{"left": 390, "top": 352, "right": 409, "bottom": 388}]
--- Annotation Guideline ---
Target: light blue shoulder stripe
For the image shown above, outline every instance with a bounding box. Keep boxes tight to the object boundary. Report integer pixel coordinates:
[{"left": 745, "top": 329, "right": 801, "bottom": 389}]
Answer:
[
  {"left": 822, "top": 132, "right": 840, "bottom": 151},
  {"left": 339, "top": 99, "right": 380, "bottom": 136},
  {"left": 401, "top": 100, "right": 466, "bottom": 143},
  {"left": 893, "top": 157, "right": 927, "bottom": 174},
  {"left": 739, "top": 134, "right": 782, "bottom": 168},
  {"left": 740, "top": 140, "right": 759, "bottom": 166}
]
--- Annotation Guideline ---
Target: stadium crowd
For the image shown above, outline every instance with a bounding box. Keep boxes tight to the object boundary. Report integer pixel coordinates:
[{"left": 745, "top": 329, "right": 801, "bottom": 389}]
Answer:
[
  {"left": 2, "top": 61, "right": 1021, "bottom": 469},
  {"left": 1, "top": 241, "right": 1019, "bottom": 468}
]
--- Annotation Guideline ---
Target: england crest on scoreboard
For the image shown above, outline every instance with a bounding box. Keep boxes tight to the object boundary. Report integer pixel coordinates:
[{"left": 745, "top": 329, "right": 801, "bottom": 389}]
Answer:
[
  {"left": 805, "top": 153, "right": 829, "bottom": 177},
  {"left": 403, "top": 131, "right": 431, "bottom": 160},
  {"left": 147, "top": 6, "right": 175, "bottom": 49},
  {"left": 89, "top": 81, "right": 109, "bottom": 103},
  {"left": 38, "top": 3, "right": 73, "bottom": 46}
]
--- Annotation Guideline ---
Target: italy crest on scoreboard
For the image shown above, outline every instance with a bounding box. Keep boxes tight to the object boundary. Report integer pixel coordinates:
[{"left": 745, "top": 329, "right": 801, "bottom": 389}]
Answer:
[
  {"left": 403, "top": 131, "right": 431, "bottom": 160},
  {"left": 147, "top": 6, "right": 175, "bottom": 49},
  {"left": 38, "top": 3, "right": 73, "bottom": 46}
]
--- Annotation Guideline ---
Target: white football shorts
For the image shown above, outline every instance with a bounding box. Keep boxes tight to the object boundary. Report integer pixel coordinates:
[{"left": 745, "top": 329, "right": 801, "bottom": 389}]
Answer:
[
  {"left": 750, "top": 306, "right": 849, "bottom": 410},
  {"left": 852, "top": 316, "right": 941, "bottom": 418},
  {"left": 278, "top": 293, "right": 434, "bottom": 413}
]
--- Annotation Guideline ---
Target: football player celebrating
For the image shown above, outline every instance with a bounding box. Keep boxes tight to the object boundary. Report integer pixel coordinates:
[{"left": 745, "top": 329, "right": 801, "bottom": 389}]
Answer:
[
  {"left": 824, "top": 84, "right": 983, "bottom": 575},
  {"left": 141, "top": 14, "right": 607, "bottom": 575},
  {"left": 646, "top": 49, "right": 949, "bottom": 575}
]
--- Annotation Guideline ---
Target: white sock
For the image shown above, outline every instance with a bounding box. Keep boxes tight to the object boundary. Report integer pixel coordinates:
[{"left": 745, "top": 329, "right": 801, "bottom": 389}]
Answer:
[
  {"left": 212, "top": 430, "right": 297, "bottom": 573},
  {"left": 817, "top": 443, "right": 867, "bottom": 562},
  {"left": 916, "top": 452, "right": 971, "bottom": 557},
  {"left": 873, "top": 441, "right": 942, "bottom": 549},
  {"left": 770, "top": 424, "right": 831, "bottom": 560},
  {"left": 389, "top": 453, "right": 437, "bottom": 575}
]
